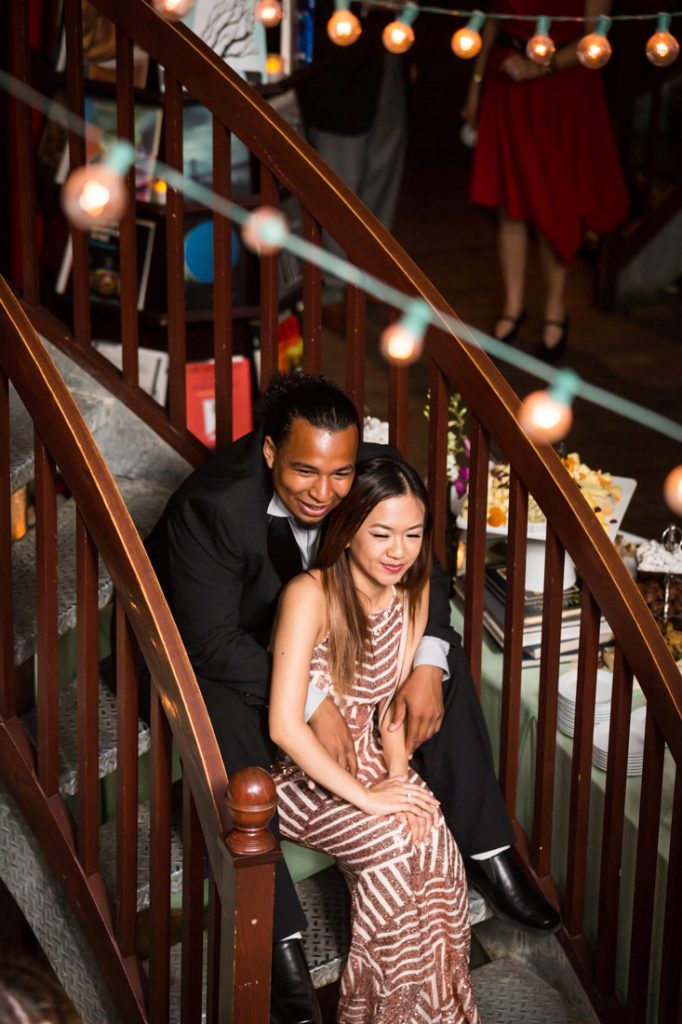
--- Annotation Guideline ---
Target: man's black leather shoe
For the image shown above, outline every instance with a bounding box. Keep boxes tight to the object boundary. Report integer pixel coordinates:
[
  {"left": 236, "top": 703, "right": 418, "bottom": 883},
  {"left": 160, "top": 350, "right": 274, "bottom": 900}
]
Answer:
[
  {"left": 465, "top": 849, "right": 561, "bottom": 934},
  {"left": 270, "top": 937, "right": 322, "bottom": 1024}
]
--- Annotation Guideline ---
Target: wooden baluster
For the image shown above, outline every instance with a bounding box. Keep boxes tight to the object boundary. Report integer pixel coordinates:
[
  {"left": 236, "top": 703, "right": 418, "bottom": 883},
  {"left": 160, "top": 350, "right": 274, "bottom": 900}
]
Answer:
[
  {"left": 116, "top": 25, "right": 139, "bottom": 389},
  {"left": 564, "top": 586, "right": 601, "bottom": 937},
  {"left": 181, "top": 777, "right": 205, "bottom": 1024},
  {"left": 498, "top": 470, "right": 527, "bottom": 815},
  {"left": 149, "top": 686, "right": 172, "bottom": 1024},
  {"left": 206, "top": 877, "right": 222, "bottom": 1024},
  {"left": 8, "top": 1, "right": 39, "bottom": 304},
  {"left": 657, "top": 767, "right": 682, "bottom": 1023},
  {"left": 34, "top": 432, "right": 59, "bottom": 796},
  {"left": 63, "top": 0, "right": 91, "bottom": 347},
  {"left": 213, "top": 119, "right": 233, "bottom": 450},
  {"left": 345, "top": 286, "right": 366, "bottom": 426},
  {"left": 302, "top": 211, "right": 322, "bottom": 375},
  {"left": 76, "top": 511, "right": 100, "bottom": 874},
  {"left": 426, "top": 363, "right": 448, "bottom": 567},
  {"left": 462, "top": 415, "right": 489, "bottom": 693},
  {"left": 0, "top": 371, "right": 16, "bottom": 718},
  {"left": 388, "top": 361, "right": 409, "bottom": 458},
  {"left": 115, "top": 603, "right": 139, "bottom": 957},
  {"left": 626, "top": 708, "right": 665, "bottom": 1022},
  {"left": 221, "top": 767, "right": 279, "bottom": 1023},
  {"left": 164, "top": 73, "right": 187, "bottom": 432},
  {"left": 595, "top": 645, "right": 633, "bottom": 998},
  {"left": 258, "top": 166, "right": 280, "bottom": 391},
  {"left": 531, "top": 525, "right": 565, "bottom": 876}
]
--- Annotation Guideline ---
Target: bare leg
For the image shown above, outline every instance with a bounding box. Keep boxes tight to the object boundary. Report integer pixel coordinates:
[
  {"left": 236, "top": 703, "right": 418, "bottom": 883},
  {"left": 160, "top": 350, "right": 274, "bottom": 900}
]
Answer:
[
  {"left": 538, "top": 233, "right": 568, "bottom": 349},
  {"left": 494, "top": 211, "right": 528, "bottom": 339}
]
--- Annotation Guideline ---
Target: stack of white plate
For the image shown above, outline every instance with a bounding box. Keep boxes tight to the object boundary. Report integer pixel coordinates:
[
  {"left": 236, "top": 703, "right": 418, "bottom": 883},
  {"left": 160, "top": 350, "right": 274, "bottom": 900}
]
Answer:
[
  {"left": 592, "top": 705, "right": 647, "bottom": 776},
  {"left": 557, "top": 669, "right": 613, "bottom": 739}
]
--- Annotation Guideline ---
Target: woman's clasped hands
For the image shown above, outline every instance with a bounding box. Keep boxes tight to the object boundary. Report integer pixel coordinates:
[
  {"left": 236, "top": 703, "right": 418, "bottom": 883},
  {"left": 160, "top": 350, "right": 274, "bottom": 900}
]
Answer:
[{"left": 361, "top": 775, "right": 440, "bottom": 844}]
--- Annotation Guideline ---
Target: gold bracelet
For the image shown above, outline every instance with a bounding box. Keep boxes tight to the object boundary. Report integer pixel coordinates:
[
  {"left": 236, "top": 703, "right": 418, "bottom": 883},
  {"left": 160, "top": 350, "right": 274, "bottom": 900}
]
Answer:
[{"left": 472, "top": 72, "right": 483, "bottom": 85}]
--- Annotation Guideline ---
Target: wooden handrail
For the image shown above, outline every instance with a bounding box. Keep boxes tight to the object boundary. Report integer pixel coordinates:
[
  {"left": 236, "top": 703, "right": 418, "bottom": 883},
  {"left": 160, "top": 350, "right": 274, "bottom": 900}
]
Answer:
[{"left": 0, "top": 275, "right": 278, "bottom": 1022}]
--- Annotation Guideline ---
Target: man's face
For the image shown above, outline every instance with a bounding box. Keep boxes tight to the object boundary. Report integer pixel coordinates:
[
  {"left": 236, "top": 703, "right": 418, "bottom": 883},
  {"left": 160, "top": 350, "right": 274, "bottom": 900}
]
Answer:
[{"left": 263, "top": 418, "right": 359, "bottom": 524}]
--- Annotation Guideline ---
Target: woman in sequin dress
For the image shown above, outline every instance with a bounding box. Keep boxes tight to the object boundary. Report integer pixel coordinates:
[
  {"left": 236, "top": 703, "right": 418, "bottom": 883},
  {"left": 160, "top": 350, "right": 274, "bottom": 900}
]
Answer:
[{"left": 269, "top": 457, "right": 479, "bottom": 1024}]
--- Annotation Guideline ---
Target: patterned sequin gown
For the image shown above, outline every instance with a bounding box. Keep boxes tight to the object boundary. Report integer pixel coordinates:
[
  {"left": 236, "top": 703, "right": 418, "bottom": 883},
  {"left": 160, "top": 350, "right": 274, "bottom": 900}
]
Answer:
[{"left": 273, "top": 594, "right": 480, "bottom": 1024}]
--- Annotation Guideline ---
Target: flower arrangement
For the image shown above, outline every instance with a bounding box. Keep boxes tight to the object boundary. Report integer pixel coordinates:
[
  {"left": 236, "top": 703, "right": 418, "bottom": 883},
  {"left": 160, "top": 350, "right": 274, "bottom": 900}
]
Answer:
[{"left": 424, "top": 392, "right": 470, "bottom": 509}]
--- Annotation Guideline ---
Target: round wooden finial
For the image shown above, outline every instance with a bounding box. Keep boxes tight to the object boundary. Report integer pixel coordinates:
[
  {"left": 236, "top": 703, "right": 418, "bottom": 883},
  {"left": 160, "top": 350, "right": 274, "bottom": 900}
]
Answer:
[{"left": 225, "top": 767, "right": 277, "bottom": 855}]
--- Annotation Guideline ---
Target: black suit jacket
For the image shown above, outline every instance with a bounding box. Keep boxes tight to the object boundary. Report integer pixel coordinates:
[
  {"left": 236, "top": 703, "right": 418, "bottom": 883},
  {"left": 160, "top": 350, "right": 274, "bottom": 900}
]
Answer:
[{"left": 146, "top": 429, "right": 460, "bottom": 702}]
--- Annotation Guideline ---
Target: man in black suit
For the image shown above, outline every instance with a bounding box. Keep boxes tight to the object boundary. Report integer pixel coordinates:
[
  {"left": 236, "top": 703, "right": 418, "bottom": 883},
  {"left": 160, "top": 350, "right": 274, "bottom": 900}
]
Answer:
[{"left": 146, "top": 372, "right": 559, "bottom": 1024}]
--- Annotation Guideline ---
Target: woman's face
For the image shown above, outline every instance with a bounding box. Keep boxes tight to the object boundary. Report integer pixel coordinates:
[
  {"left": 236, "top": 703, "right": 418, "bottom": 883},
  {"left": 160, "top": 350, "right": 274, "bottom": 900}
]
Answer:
[{"left": 348, "top": 493, "right": 425, "bottom": 590}]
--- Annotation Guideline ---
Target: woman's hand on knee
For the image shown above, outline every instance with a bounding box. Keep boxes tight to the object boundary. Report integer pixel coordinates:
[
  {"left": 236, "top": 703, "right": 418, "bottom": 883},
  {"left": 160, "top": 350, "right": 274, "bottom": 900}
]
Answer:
[{"left": 360, "top": 777, "right": 439, "bottom": 820}]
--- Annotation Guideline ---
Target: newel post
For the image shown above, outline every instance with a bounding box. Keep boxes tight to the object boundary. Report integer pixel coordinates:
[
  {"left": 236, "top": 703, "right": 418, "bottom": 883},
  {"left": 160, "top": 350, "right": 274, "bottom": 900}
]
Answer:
[{"left": 219, "top": 767, "right": 280, "bottom": 1023}]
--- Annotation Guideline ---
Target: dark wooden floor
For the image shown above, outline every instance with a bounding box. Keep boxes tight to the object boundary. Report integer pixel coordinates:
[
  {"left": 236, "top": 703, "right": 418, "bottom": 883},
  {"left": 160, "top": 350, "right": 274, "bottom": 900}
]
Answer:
[{"left": 323, "top": 24, "right": 681, "bottom": 544}]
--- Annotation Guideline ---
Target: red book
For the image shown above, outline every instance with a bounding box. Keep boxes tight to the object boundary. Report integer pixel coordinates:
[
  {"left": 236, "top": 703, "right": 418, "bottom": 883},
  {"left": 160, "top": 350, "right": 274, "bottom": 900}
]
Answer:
[{"left": 185, "top": 356, "right": 253, "bottom": 447}]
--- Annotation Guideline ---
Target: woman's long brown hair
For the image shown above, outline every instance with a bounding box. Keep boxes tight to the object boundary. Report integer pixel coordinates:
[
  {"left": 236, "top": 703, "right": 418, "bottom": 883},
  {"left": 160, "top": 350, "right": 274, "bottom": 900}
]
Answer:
[{"left": 314, "top": 457, "right": 432, "bottom": 695}]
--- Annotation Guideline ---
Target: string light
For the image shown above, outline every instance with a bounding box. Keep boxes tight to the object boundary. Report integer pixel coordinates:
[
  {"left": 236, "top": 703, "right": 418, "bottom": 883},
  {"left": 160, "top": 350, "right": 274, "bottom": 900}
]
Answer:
[
  {"left": 451, "top": 11, "right": 485, "bottom": 59},
  {"left": 61, "top": 141, "right": 134, "bottom": 230},
  {"left": 663, "top": 466, "right": 682, "bottom": 515},
  {"left": 241, "top": 206, "right": 290, "bottom": 255},
  {"left": 645, "top": 13, "right": 680, "bottom": 67},
  {"left": 382, "top": 3, "right": 419, "bottom": 54},
  {"left": 327, "top": 1, "right": 362, "bottom": 46},
  {"left": 517, "top": 370, "right": 580, "bottom": 444},
  {"left": 577, "top": 15, "right": 612, "bottom": 69},
  {"left": 254, "top": 0, "right": 283, "bottom": 28},
  {"left": 152, "top": 0, "right": 194, "bottom": 20},
  {"left": 526, "top": 16, "right": 556, "bottom": 65},
  {"left": 379, "top": 299, "right": 430, "bottom": 365}
]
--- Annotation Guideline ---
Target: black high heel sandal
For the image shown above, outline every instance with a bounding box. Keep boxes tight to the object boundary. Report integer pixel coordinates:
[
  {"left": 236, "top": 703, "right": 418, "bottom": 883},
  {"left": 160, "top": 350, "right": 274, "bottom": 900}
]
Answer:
[
  {"left": 534, "top": 316, "right": 569, "bottom": 362},
  {"left": 493, "top": 309, "right": 526, "bottom": 344}
]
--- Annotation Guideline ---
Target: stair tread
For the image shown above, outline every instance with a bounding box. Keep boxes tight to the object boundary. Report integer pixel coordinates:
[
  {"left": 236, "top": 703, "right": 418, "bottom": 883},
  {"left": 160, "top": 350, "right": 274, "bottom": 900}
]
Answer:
[
  {"left": 472, "top": 958, "right": 591, "bottom": 1023},
  {"left": 12, "top": 475, "right": 172, "bottom": 665},
  {"left": 99, "top": 798, "right": 184, "bottom": 912},
  {"left": 20, "top": 674, "right": 150, "bottom": 798}
]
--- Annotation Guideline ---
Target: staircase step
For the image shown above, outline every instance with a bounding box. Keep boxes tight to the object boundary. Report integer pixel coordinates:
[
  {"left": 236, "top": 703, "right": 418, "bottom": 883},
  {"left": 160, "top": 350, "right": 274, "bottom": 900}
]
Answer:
[
  {"left": 12, "top": 475, "right": 172, "bottom": 666},
  {"left": 472, "top": 958, "right": 592, "bottom": 1024},
  {"left": 99, "top": 799, "right": 184, "bottom": 912},
  {"left": 20, "top": 673, "right": 151, "bottom": 798},
  {"left": 10, "top": 333, "right": 117, "bottom": 496}
]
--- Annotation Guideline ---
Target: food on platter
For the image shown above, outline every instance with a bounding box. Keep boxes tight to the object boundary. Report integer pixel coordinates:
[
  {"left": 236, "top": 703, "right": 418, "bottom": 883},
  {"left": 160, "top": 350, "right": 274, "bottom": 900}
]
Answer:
[{"left": 462, "top": 453, "right": 622, "bottom": 530}]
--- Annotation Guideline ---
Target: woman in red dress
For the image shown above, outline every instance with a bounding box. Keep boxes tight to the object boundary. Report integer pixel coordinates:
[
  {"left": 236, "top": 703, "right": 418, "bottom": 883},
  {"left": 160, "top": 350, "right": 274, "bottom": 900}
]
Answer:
[{"left": 462, "top": 0, "right": 629, "bottom": 359}]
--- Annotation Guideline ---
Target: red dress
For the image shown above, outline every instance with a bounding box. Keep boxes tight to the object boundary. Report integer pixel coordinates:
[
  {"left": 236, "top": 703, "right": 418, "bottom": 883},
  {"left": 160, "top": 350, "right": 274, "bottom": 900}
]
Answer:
[{"left": 470, "top": 0, "right": 629, "bottom": 265}]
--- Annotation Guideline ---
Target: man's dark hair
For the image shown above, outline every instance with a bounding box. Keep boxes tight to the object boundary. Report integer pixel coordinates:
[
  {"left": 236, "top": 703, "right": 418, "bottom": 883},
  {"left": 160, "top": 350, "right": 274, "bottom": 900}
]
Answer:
[{"left": 255, "top": 371, "right": 360, "bottom": 446}]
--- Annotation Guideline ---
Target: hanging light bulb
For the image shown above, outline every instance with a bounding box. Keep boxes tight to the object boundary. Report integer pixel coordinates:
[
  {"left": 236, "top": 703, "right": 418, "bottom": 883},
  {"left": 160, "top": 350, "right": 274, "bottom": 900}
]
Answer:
[
  {"left": 663, "top": 465, "right": 682, "bottom": 515},
  {"left": 152, "top": 0, "right": 194, "bottom": 20},
  {"left": 526, "top": 15, "right": 556, "bottom": 65},
  {"left": 383, "top": 2, "right": 419, "bottom": 54},
  {"left": 327, "top": 6, "right": 362, "bottom": 46},
  {"left": 577, "top": 16, "right": 613, "bottom": 69},
  {"left": 255, "top": 0, "right": 283, "bottom": 28},
  {"left": 645, "top": 13, "right": 680, "bottom": 67},
  {"left": 517, "top": 369, "right": 580, "bottom": 444},
  {"left": 379, "top": 299, "right": 431, "bottom": 366},
  {"left": 451, "top": 11, "right": 485, "bottom": 59},
  {"left": 241, "top": 207, "right": 290, "bottom": 255},
  {"left": 61, "top": 141, "right": 134, "bottom": 230}
]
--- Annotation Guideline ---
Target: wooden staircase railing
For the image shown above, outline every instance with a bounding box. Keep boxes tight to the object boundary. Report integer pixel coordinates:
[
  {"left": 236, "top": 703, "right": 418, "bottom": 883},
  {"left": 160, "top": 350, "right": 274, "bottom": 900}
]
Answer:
[
  {"left": 0, "top": 274, "right": 279, "bottom": 1023},
  {"left": 5, "top": 0, "right": 682, "bottom": 1020}
]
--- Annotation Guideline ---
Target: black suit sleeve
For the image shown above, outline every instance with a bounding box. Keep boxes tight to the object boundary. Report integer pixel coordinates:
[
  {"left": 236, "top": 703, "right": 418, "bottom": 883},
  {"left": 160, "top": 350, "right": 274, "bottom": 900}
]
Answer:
[
  {"left": 166, "top": 494, "right": 271, "bottom": 699},
  {"left": 426, "top": 556, "right": 462, "bottom": 651}
]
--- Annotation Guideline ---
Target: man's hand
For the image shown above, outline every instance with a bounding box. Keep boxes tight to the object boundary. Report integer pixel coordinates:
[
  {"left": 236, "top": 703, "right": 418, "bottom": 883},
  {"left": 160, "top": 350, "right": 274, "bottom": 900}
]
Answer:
[
  {"left": 309, "top": 696, "right": 358, "bottom": 776},
  {"left": 385, "top": 665, "right": 445, "bottom": 756}
]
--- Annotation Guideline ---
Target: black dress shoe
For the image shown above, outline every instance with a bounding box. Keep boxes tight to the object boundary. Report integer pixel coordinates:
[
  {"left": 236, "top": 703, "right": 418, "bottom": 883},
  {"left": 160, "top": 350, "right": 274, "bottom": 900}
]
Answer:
[
  {"left": 465, "top": 849, "right": 561, "bottom": 934},
  {"left": 270, "top": 937, "right": 322, "bottom": 1024},
  {"left": 493, "top": 308, "right": 527, "bottom": 344}
]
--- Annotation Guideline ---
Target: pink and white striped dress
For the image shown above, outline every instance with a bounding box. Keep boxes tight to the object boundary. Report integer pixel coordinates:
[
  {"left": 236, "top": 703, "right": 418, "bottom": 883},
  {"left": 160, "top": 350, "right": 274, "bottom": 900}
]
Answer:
[{"left": 273, "top": 593, "right": 480, "bottom": 1024}]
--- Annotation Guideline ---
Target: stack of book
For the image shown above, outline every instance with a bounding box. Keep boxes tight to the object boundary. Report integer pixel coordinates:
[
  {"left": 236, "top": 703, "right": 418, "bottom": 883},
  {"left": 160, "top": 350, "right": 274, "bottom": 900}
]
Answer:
[{"left": 457, "top": 561, "right": 613, "bottom": 662}]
